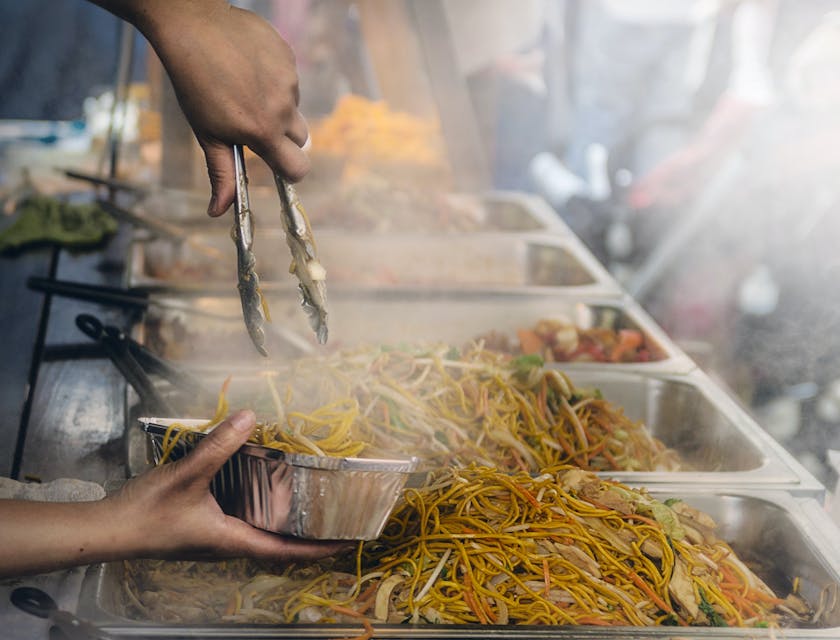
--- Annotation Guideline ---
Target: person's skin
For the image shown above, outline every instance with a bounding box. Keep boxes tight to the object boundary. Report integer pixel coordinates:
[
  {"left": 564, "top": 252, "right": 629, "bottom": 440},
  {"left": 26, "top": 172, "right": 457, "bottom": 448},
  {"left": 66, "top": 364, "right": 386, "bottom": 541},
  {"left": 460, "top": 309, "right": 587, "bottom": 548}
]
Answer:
[
  {"left": 88, "top": 0, "right": 311, "bottom": 216},
  {"left": 0, "top": 410, "right": 344, "bottom": 579}
]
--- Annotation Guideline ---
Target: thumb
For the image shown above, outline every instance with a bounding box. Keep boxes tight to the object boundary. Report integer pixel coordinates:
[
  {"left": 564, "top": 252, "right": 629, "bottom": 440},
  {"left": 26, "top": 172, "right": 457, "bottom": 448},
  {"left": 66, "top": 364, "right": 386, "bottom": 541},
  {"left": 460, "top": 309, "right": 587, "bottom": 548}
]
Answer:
[
  {"left": 184, "top": 410, "right": 256, "bottom": 484},
  {"left": 200, "top": 138, "right": 236, "bottom": 217}
]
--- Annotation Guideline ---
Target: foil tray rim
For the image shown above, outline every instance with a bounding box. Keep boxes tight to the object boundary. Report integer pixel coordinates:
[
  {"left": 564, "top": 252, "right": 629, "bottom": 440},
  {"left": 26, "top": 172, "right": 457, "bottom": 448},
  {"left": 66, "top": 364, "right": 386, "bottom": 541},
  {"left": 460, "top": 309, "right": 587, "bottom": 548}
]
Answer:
[{"left": 140, "top": 418, "right": 420, "bottom": 472}]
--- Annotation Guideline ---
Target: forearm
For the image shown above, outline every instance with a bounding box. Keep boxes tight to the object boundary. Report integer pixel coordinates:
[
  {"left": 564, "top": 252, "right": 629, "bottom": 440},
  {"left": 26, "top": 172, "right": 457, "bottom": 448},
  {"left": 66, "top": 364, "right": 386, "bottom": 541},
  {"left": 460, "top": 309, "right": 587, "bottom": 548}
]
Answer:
[{"left": 0, "top": 498, "right": 136, "bottom": 578}]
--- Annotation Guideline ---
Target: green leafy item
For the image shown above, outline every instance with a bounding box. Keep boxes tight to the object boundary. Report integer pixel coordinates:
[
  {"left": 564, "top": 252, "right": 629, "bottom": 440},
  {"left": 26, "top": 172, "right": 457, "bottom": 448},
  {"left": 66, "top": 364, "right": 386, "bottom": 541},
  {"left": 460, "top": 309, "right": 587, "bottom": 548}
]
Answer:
[{"left": 0, "top": 195, "right": 117, "bottom": 253}]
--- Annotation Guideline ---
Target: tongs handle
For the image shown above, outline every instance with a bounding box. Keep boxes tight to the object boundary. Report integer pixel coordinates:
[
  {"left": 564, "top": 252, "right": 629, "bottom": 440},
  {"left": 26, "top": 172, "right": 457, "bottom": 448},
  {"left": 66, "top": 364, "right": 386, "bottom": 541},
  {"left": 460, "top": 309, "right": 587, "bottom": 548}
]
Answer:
[
  {"left": 28, "top": 276, "right": 150, "bottom": 311},
  {"left": 75, "top": 313, "right": 176, "bottom": 415},
  {"left": 61, "top": 167, "right": 150, "bottom": 196}
]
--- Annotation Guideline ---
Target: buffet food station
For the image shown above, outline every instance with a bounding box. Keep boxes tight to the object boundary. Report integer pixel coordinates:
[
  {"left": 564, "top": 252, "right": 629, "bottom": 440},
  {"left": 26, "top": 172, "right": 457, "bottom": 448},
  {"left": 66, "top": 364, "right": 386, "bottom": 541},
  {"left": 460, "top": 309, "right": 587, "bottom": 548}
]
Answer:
[{"left": 2, "top": 2, "right": 840, "bottom": 638}]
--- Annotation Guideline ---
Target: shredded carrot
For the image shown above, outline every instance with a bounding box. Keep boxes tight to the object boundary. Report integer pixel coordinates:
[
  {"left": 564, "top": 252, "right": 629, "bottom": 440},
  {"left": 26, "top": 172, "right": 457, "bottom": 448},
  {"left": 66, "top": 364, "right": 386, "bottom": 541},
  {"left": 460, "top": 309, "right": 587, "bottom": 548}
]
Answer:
[
  {"left": 517, "top": 485, "right": 542, "bottom": 510},
  {"left": 628, "top": 571, "right": 673, "bottom": 615},
  {"left": 576, "top": 616, "right": 615, "bottom": 626},
  {"left": 517, "top": 329, "right": 544, "bottom": 355},
  {"left": 338, "top": 618, "right": 374, "bottom": 640},
  {"left": 602, "top": 449, "right": 621, "bottom": 470},
  {"left": 330, "top": 604, "right": 366, "bottom": 619},
  {"left": 619, "top": 513, "right": 662, "bottom": 528},
  {"left": 542, "top": 558, "right": 551, "bottom": 597}
]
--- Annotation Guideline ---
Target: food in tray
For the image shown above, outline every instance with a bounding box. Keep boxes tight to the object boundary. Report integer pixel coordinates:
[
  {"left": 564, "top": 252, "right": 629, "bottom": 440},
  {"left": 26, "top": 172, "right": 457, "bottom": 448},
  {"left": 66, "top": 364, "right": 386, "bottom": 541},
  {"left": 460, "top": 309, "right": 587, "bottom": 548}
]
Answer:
[
  {"left": 311, "top": 94, "right": 447, "bottom": 172},
  {"left": 154, "top": 343, "right": 682, "bottom": 473},
  {"left": 478, "top": 317, "right": 664, "bottom": 364},
  {"left": 118, "top": 466, "right": 821, "bottom": 628},
  {"left": 0, "top": 195, "right": 117, "bottom": 253},
  {"left": 142, "top": 229, "right": 584, "bottom": 288},
  {"left": 304, "top": 175, "right": 492, "bottom": 232}
]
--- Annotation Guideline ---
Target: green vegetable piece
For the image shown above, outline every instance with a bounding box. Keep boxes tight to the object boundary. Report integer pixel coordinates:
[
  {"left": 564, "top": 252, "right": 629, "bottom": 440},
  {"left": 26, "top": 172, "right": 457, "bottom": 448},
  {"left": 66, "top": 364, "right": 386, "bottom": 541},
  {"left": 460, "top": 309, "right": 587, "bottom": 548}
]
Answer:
[
  {"left": 698, "top": 588, "right": 728, "bottom": 627},
  {"left": 664, "top": 498, "right": 682, "bottom": 507},
  {"left": 641, "top": 501, "right": 686, "bottom": 541},
  {"left": 0, "top": 195, "right": 117, "bottom": 253},
  {"left": 510, "top": 354, "right": 544, "bottom": 378}
]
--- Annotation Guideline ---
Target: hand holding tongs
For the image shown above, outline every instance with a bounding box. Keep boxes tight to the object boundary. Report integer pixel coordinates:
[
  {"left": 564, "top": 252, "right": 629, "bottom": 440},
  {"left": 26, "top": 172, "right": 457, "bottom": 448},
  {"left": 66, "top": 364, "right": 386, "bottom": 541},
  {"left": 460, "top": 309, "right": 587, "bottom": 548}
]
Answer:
[{"left": 232, "top": 145, "right": 328, "bottom": 356}]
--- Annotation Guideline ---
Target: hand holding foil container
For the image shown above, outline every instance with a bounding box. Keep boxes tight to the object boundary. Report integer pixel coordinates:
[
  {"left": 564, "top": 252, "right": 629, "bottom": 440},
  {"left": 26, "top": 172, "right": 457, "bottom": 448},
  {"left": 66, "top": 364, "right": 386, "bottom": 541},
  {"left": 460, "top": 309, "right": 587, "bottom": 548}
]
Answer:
[{"left": 141, "top": 418, "right": 418, "bottom": 540}]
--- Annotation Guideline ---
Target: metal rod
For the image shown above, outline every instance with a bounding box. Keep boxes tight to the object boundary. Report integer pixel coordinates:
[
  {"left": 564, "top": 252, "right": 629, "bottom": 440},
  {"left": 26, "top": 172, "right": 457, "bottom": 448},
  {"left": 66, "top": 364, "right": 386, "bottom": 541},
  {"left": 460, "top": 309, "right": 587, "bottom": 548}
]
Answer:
[{"left": 98, "top": 19, "right": 136, "bottom": 181}]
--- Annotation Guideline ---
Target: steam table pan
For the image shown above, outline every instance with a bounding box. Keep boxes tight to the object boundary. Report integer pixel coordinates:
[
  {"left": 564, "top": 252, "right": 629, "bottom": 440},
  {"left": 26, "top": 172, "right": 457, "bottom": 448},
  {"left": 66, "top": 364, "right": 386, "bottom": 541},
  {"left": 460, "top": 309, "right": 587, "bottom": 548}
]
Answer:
[
  {"left": 76, "top": 489, "right": 840, "bottom": 638},
  {"left": 135, "top": 189, "right": 571, "bottom": 234},
  {"left": 568, "top": 368, "right": 824, "bottom": 497},
  {"left": 134, "top": 291, "right": 694, "bottom": 374},
  {"left": 141, "top": 418, "right": 419, "bottom": 540},
  {"left": 128, "top": 366, "right": 822, "bottom": 497},
  {"left": 128, "top": 230, "right": 619, "bottom": 296}
]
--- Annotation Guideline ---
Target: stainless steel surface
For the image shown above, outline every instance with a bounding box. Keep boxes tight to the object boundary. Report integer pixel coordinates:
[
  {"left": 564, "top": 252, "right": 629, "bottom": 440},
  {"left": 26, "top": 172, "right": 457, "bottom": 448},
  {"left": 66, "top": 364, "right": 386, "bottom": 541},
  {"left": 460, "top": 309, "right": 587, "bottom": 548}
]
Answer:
[
  {"left": 143, "top": 418, "right": 419, "bottom": 540},
  {"left": 274, "top": 175, "right": 329, "bottom": 344},
  {"left": 17, "top": 235, "right": 132, "bottom": 484},
  {"left": 572, "top": 369, "right": 824, "bottom": 495},
  {"left": 128, "top": 364, "right": 824, "bottom": 495},
  {"left": 133, "top": 292, "right": 689, "bottom": 372},
  {"left": 129, "top": 231, "right": 620, "bottom": 296},
  {"left": 135, "top": 188, "right": 570, "bottom": 234},
  {"left": 76, "top": 489, "right": 840, "bottom": 638}
]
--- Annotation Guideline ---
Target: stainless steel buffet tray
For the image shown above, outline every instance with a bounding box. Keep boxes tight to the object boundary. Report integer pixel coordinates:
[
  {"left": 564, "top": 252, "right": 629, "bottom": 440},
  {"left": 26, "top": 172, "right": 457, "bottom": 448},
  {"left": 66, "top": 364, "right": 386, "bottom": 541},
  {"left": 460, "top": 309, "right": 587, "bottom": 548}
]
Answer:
[
  {"left": 75, "top": 489, "right": 840, "bottom": 638},
  {"left": 128, "top": 231, "right": 619, "bottom": 296},
  {"left": 121, "top": 356, "right": 819, "bottom": 497},
  {"left": 136, "top": 188, "right": 571, "bottom": 234},
  {"left": 134, "top": 291, "right": 693, "bottom": 373},
  {"left": 571, "top": 368, "right": 823, "bottom": 496}
]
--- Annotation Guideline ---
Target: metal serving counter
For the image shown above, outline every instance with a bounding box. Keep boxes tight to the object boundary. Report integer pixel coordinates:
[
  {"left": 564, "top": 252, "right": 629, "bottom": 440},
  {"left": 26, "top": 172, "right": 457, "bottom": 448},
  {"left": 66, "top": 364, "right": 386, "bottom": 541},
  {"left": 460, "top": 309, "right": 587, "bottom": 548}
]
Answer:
[{"left": 2, "top": 183, "right": 838, "bottom": 639}]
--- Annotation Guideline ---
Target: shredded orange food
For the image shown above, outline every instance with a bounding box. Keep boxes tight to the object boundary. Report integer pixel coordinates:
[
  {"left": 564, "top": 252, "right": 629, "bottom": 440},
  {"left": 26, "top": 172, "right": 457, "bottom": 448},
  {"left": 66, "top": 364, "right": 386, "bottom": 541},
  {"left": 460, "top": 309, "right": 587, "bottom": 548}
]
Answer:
[{"left": 120, "top": 466, "right": 818, "bottom": 628}]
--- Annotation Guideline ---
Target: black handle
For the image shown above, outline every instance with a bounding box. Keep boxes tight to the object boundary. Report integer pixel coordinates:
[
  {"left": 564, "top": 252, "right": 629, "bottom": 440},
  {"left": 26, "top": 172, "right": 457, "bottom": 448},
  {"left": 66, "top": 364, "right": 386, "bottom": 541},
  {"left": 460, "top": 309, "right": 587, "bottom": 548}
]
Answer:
[
  {"left": 75, "top": 314, "right": 176, "bottom": 415},
  {"left": 61, "top": 168, "right": 149, "bottom": 196},
  {"left": 28, "top": 277, "right": 149, "bottom": 311},
  {"left": 10, "top": 586, "right": 57, "bottom": 619}
]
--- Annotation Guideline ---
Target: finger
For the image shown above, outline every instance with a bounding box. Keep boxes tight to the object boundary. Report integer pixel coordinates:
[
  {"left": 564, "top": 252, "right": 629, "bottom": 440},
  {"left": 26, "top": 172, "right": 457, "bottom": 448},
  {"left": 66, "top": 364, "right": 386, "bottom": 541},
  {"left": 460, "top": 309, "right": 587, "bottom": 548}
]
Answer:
[
  {"left": 285, "top": 110, "right": 309, "bottom": 148},
  {"left": 183, "top": 410, "right": 256, "bottom": 484},
  {"left": 253, "top": 136, "right": 311, "bottom": 182},
  {"left": 223, "top": 517, "right": 349, "bottom": 561},
  {"left": 199, "top": 138, "right": 236, "bottom": 217}
]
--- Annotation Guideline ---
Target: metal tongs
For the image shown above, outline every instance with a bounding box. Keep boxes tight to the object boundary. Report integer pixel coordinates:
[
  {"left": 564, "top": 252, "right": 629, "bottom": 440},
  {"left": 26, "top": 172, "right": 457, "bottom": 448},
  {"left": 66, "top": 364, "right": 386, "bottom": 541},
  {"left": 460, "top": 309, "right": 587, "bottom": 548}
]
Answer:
[{"left": 232, "top": 145, "right": 328, "bottom": 356}]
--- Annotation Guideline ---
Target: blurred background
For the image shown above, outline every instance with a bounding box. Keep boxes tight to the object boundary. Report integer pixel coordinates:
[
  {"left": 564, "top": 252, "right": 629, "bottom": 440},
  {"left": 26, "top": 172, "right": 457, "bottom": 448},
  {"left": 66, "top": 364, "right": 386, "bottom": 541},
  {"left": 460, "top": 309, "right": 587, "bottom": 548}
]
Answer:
[{"left": 3, "top": 0, "right": 840, "bottom": 485}]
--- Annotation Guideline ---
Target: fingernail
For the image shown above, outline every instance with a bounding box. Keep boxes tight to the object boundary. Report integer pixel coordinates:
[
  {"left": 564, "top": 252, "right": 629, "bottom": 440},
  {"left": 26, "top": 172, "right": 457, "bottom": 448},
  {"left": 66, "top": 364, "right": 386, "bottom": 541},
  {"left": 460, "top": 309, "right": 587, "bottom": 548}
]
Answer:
[
  {"left": 207, "top": 194, "right": 218, "bottom": 217},
  {"left": 230, "top": 409, "right": 255, "bottom": 432}
]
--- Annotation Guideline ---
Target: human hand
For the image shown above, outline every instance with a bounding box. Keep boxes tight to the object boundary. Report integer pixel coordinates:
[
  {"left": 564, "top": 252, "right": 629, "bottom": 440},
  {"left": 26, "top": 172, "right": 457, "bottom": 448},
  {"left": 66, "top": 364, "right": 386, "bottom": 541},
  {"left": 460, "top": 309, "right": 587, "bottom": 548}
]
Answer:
[
  {"left": 628, "top": 94, "right": 759, "bottom": 210},
  {"left": 626, "top": 144, "right": 709, "bottom": 210},
  {"left": 110, "top": 410, "right": 345, "bottom": 561},
  {"left": 106, "top": 0, "right": 311, "bottom": 216}
]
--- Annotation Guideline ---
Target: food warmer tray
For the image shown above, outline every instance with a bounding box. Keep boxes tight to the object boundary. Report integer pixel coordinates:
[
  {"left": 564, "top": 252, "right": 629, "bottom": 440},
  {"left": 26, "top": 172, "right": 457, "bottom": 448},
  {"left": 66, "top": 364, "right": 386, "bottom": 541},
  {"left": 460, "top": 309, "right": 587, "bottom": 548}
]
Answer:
[
  {"left": 132, "top": 292, "right": 694, "bottom": 374},
  {"left": 567, "top": 368, "right": 823, "bottom": 497},
  {"left": 127, "top": 230, "right": 620, "bottom": 297},
  {"left": 135, "top": 189, "right": 572, "bottom": 234},
  {"left": 121, "top": 364, "right": 822, "bottom": 497},
  {"left": 75, "top": 489, "right": 840, "bottom": 638}
]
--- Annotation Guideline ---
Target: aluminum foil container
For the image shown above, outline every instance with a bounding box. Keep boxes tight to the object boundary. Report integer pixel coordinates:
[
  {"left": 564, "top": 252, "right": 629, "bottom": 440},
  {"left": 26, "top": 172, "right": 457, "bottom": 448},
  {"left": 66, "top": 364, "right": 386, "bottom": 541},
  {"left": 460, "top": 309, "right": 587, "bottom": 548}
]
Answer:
[{"left": 141, "top": 418, "right": 419, "bottom": 540}]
